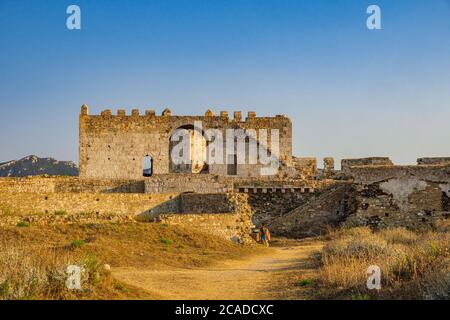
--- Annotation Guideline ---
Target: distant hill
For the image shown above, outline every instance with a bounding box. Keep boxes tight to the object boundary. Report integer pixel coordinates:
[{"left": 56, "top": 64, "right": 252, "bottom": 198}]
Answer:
[{"left": 0, "top": 155, "right": 78, "bottom": 177}]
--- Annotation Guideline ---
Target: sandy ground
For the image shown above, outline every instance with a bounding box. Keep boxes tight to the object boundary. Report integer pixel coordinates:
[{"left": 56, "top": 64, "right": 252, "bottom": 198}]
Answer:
[{"left": 112, "top": 240, "right": 323, "bottom": 300}]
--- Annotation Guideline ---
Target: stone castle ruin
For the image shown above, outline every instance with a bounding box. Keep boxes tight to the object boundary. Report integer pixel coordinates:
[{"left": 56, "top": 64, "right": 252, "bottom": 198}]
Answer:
[
  {"left": 0, "top": 105, "right": 449, "bottom": 243},
  {"left": 79, "top": 105, "right": 292, "bottom": 181}
]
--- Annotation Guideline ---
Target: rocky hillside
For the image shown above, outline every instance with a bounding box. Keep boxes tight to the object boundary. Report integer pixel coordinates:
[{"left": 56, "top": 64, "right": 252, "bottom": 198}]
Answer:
[{"left": 0, "top": 155, "right": 78, "bottom": 177}]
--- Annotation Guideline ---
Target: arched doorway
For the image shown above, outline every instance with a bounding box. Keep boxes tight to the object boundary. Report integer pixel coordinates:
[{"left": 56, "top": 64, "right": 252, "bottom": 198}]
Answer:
[{"left": 169, "top": 124, "right": 207, "bottom": 173}]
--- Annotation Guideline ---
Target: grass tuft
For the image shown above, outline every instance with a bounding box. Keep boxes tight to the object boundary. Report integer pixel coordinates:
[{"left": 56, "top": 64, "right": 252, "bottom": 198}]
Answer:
[
  {"left": 54, "top": 210, "right": 67, "bottom": 216},
  {"left": 16, "top": 221, "right": 30, "bottom": 228},
  {"left": 161, "top": 237, "right": 173, "bottom": 246},
  {"left": 70, "top": 239, "right": 86, "bottom": 250},
  {"left": 297, "top": 279, "right": 313, "bottom": 287}
]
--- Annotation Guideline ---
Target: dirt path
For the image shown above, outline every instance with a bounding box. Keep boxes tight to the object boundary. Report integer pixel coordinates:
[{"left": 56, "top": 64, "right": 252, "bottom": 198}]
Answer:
[{"left": 112, "top": 240, "right": 323, "bottom": 300}]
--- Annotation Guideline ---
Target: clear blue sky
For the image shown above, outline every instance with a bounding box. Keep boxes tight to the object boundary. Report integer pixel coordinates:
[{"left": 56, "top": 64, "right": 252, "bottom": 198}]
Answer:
[{"left": 1, "top": 0, "right": 449, "bottom": 166}]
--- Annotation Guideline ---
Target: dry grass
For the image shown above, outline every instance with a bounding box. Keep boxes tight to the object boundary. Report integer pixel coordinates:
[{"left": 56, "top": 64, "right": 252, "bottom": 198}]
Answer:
[
  {"left": 0, "top": 222, "right": 260, "bottom": 299},
  {"left": 0, "top": 240, "right": 155, "bottom": 300},
  {"left": 316, "top": 223, "right": 450, "bottom": 300}
]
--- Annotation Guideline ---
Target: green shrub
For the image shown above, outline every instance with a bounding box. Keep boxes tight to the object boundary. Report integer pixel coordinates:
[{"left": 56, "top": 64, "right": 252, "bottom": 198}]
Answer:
[
  {"left": 54, "top": 210, "right": 67, "bottom": 216},
  {"left": 297, "top": 279, "right": 313, "bottom": 287},
  {"left": 161, "top": 237, "right": 172, "bottom": 246},
  {"left": 70, "top": 239, "right": 86, "bottom": 249},
  {"left": 114, "top": 282, "right": 129, "bottom": 293},
  {"left": 81, "top": 254, "right": 101, "bottom": 285},
  {"left": 16, "top": 221, "right": 30, "bottom": 228}
]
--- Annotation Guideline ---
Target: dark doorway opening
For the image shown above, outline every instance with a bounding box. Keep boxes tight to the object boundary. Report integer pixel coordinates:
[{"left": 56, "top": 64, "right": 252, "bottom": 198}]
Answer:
[
  {"left": 227, "top": 154, "right": 237, "bottom": 176},
  {"left": 143, "top": 155, "right": 153, "bottom": 177}
]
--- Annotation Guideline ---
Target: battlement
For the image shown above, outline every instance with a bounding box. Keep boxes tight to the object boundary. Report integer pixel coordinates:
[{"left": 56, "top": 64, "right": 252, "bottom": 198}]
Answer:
[{"left": 80, "top": 105, "right": 289, "bottom": 123}]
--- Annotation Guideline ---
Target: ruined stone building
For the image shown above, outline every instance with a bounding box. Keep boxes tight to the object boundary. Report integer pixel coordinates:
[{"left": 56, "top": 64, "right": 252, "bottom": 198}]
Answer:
[{"left": 79, "top": 105, "right": 292, "bottom": 180}]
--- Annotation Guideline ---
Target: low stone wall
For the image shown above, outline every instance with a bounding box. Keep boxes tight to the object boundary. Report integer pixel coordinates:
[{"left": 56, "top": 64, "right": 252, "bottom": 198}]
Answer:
[
  {"left": 156, "top": 213, "right": 248, "bottom": 244},
  {"left": 0, "top": 191, "right": 254, "bottom": 244},
  {"left": 341, "top": 157, "right": 393, "bottom": 173},
  {"left": 0, "top": 192, "right": 176, "bottom": 226},
  {"left": 0, "top": 176, "right": 255, "bottom": 243},
  {"left": 347, "top": 164, "right": 450, "bottom": 185},
  {"left": 144, "top": 173, "right": 321, "bottom": 194},
  {"left": 0, "top": 176, "right": 145, "bottom": 193},
  {"left": 144, "top": 174, "right": 233, "bottom": 194},
  {"left": 76, "top": 179, "right": 145, "bottom": 193},
  {"left": 137, "top": 193, "right": 254, "bottom": 244},
  {"left": 233, "top": 177, "right": 322, "bottom": 190},
  {"left": 0, "top": 176, "right": 58, "bottom": 193},
  {"left": 180, "top": 193, "right": 231, "bottom": 213},
  {"left": 417, "top": 157, "right": 450, "bottom": 165},
  {"left": 141, "top": 193, "right": 233, "bottom": 215}
]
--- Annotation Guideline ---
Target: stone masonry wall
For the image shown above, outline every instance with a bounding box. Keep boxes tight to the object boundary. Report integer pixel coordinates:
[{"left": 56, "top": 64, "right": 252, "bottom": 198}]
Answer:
[
  {"left": 292, "top": 157, "right": 317, "bottom": 179},
  {"left": 79, "top": 106, "right": 292, "bottom": 179},
  {"left": 269, "top": 183, "right": 356, "bottom": 238},
  {"left": 0, "top": 191, "right": 176, "bottom": 226},
  {"left": 323, "top": 157, "right": 335, "bottom": 178},
  {"left": 417, "top": 157, "right": 450, "bottom": 165},
  {"left": 179, "top": 193, "right": 231, "bottom": 213},
  {"left": 0, "top": 176, "right": 145, "bottom": 193},
  {"left": 139, "top": 193, "right": 233, "bottom": 215},
  {"left": 0, "top": 176, "right": 255, "bottom": 243},
  {"left": 341, "top": 157, "right": 393, "bottom": 173},
  {"left": 247, "top": 191, "right": 316, "bottom": 226},
  {"left": 348, "top": 164, "right": 450, "bottom": 185},
  {"left": 0, "top": 176, "right": 254, "bottom": 243},
  {"left": 144, "top": 174, "right": 233, "bottom": 194},
  {"left": 346, "top": 180, "right": 449, "bottom": 230},
  {"left": 144, "top": 174, "right": 322, "bottom": 194},
  {"left": 264, "top": 163, "right": 450, "bottom": 237},
  {"left": 138, "top": 193, "right": 254, "bottom": 244},
  {"left": 344, "top": 164, "right": 450, "bottom": 230}
]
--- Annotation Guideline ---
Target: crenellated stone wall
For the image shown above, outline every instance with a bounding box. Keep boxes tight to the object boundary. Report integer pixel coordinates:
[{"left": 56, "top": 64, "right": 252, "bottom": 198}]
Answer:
[
  {"left": 323, "top": 157, "right": 335, "bottom": 178},
  {"left": 79, "top": 105, "right": 292, "bottom": 180}
]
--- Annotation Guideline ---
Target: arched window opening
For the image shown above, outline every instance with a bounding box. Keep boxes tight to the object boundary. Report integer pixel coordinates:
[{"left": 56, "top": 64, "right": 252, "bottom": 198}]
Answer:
[{"left": 143, "top": 155, "right": 153, "bottom": 177}]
